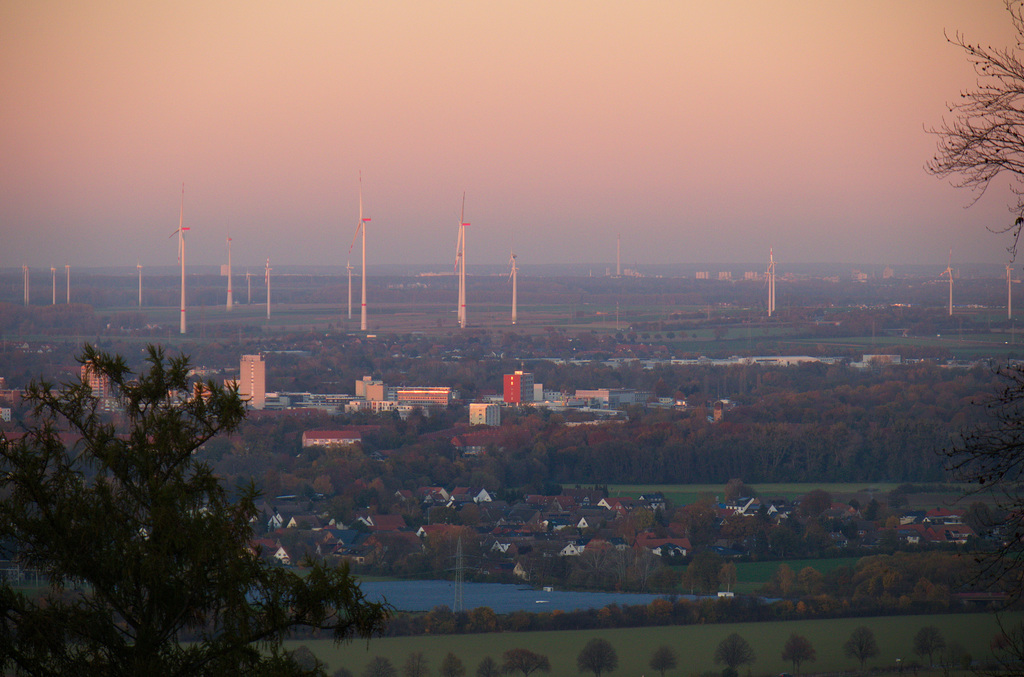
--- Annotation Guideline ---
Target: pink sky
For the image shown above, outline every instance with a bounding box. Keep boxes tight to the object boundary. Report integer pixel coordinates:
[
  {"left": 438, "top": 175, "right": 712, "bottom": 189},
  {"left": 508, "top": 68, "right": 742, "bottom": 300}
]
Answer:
[{"left": 1, "top": 1, "right": 1020, "bottom": 270}]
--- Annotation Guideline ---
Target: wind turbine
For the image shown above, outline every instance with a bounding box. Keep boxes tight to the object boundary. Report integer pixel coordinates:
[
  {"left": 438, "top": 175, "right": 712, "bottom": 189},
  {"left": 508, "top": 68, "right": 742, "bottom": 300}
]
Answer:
[
  {"left": 137, "top": 263, "right": 143, "bottom": 307},
  {"left": 455, "top": 193, "right": 470, "bottom": 329},
  {"left": 509, "top": 249, "right": 519, "bottom": 325},
  {"left": 1008, "top": 264, "right": 1021, "bottom": 320},
  {"left": 347, "top": 172, "right": 371, "bottom": 332},
  {"left": 22, "top": 265, "right": 29, "bottom": 306},
  {"left": 346, "top": 259, "right": 354, "bottom": 320},
  {"left": 766, "top": 248, "right": 776, "bottom": 317},
  {"left": 941, "top": 250, "right": 954, "bottom": 317},
  {"left": 169, "top": 184, "right": 189, "bottom": 334},
  {"left": 226, "top": 236, "right": 233, "bottom": 311},
  {"left": 265, "top": 257, "right": 272, "bottom": 319},
  {"left": 246, "top": 270, "right": 252, "bottom": 304},
  {"left": 50, "top": 266, "right": 56, "bottom": 305},
  {"left": 64, "top": 264, "right": 70, "bottom": 303}
]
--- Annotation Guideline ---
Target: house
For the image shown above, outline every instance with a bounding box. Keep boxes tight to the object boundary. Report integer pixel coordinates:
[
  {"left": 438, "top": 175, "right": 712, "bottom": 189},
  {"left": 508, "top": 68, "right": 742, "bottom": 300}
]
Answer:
[
  {"left": 489, "top": 540, "right": 513, "bottom": 554},
  {"left": 355, "top": 513, "right": 407, "bottom": 532},
  {"left": 634, "top": 533, "right": 692, "bottom": 557},
  {"left": 925, "top": 508, "right": 966, "bottom": 525},
  {"left": 286, "top": 514, "right": 325, "bottom": 530},
  {"left": 935, "top": 525, "right": 975, "bottom": 544},
  {"left": 728, "top": 498, "right": 761, "bottom": 516},
  {"left": 598, "top": 497, "right": 639, "bottom": 513},
  {"left": 558, "top": 539, "right": 588, "bottom": 557},
  {"left": 416, "top": 486, "right": 450, "bottom": 504},
  {"left": 638, "top": 492, "right": 668, "bottom": 511},
  {"left": 320, "top": 528, "right": 363, "bottom": 548},
  {"left": 897, "top": 523, "right": 934, "bottom": 544},
  {"left": 416, "top": 524, "right": 462, "bottom": 540}
]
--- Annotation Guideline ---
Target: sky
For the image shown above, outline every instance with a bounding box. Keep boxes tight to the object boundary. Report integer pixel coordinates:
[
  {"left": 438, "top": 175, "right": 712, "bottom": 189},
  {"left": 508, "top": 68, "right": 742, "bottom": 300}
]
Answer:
[{"left": 1, "top": 1, "right": 1022, "bottom": 271}]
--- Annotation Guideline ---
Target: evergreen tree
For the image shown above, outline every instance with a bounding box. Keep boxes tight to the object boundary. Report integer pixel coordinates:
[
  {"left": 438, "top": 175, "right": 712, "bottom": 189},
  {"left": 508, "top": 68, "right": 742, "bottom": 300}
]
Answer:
[{"left": 0, "top": 345, "right": 389, "bottom": 677}]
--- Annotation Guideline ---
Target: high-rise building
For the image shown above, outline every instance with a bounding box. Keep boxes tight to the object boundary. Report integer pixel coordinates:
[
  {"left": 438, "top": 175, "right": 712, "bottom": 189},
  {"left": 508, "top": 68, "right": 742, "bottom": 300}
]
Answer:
[
  {"left": 469, "top": 403, "right": 500, "bottom": 426},
  {"left": 239, "top": 354, "right": 266, "bottom": 410},
  {"left": 81, "top": 361, "right": 111, "bottom": 399},
  {"left": 503, "top": 371, "right": 534, "bottom": 404}
]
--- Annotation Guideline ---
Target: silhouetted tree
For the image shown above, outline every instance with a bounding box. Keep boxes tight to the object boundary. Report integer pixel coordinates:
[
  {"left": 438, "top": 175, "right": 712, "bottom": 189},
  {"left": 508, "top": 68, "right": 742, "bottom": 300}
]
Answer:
[
  {"left": 927, "top": 0, "right": 1024, "bottom": 255},
  {"left": 844, "top": 626, "right": 879, "bottom": 671},
  {"left": 648, "top": 646, "right": 677, "bottom": 677},
  {"left": 403, "top": 652, "right": 430, "bottom": 677},
  {"left": 781, "top": 633, "right": 816, "bottom": 675},
  {"left": 476, "top": 657, "right": 501, "bottom": 677},
  {"left": 502, "top": 649, "right": 550, "bottom": 677},
  {"left": 576, "top": 638, "right": 618, "bottom": 677},
  {"left": 440, "top": 653, "right": 466, "bottom": 677},
  {"left": 365, "top": 656, "right": 398, "bottom": 677},
  {"left": 714, "top": 633, "right": 756, "bottom": 671},
  {"left": 0, "top": 345, "right": 389, "bottom": 676},
  {"left": 913, "top": 626, "right": 946, "bottom": 667}
]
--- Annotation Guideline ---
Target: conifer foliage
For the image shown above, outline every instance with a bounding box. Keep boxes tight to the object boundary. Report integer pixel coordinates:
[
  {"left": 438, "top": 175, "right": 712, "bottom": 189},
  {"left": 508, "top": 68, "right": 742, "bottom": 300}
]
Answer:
[{"left": 0, "top": 345, "right": 388, "bottom": 677}]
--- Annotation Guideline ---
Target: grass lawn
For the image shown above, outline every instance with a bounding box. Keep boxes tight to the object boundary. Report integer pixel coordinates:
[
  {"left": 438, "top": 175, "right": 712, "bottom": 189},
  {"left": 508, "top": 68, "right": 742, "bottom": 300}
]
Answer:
[
  {"left": 608, "top": 483, "right": 905, "bottom": 506},
  {"left": 292, "top": 612, "right": 1012, "bottom": 676},
  {"left": 731, "top": 558, "right": 863, "bottom": 594}
]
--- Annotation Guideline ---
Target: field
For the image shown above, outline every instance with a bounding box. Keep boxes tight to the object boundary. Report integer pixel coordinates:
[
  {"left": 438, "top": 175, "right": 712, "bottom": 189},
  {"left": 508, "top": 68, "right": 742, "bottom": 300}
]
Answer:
[
  {"left": 608, "top": 483, "right": 907, "bottom": 506},
  {"left": 290, "top": 612, "right": 1013, "bottom": 676},
  {"left": 730, "top": 558, "right": 862, "bottom": 595},
  {"left": 605, "top": 484, "right": 995, "bottom": 513}
]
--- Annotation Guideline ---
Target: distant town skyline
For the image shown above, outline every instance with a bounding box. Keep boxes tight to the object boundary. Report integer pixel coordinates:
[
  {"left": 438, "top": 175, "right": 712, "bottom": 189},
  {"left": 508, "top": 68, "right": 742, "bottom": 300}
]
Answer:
[{"left": 1, "top": 1, "right": 1021, "bottom": 269}]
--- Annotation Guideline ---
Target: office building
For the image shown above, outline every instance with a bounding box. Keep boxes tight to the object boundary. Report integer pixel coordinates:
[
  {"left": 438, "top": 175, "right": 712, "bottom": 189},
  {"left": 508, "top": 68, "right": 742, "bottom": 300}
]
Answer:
[{"left": 239, "top": 354, "right": 266, "bottom": 410}]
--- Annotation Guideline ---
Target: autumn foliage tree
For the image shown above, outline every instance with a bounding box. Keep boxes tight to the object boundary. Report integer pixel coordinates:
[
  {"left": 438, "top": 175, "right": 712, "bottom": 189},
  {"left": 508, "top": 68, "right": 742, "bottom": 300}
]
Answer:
[{"left": 781, "top": 633, "right": 816, "bottom": 675}]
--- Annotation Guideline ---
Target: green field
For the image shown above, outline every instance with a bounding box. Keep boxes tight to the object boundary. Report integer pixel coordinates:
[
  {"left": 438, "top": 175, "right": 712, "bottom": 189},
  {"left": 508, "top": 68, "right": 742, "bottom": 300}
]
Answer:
[
  {"left": 291, "top": 612, "right": 1012, "bottom": 676},
  {"left": 728, "top": 558, "right": 862, "bottom": 595},
  {"left": 608, "top": 483, "right": 905, "bottom": 506},
  {"left": 668, "top": 557, "right": 862, "bottom": 595}
]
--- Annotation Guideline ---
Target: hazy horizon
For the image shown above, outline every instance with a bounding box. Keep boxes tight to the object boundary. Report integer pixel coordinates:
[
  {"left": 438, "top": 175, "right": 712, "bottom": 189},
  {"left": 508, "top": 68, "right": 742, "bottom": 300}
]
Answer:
[{"left": 2, "top": 1, "right": 1021, "bottom": 269}]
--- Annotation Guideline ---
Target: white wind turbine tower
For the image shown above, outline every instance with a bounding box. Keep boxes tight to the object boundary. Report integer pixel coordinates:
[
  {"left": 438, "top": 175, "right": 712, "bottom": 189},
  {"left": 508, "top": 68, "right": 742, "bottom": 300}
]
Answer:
[
  {"left": 346, "top": 259, "right": 354, "bottom": 320},
  {"left": 1008, "top": 264, "right": 1021, "bottom": 320},
  {"left": 265, "top": 258, "right": 272, "bottom": 319},
  {"left": 766, "top": 248, "right": 776, "bottom": 317},
  {"left": 347, "top": 172, "right": 372, "bottom": 332},
  {"left": 226, "top": 236, "right": 233, "bottom": 310},
  {"left": 50, "top": 266, "right": 56, "bottom": 305},
  {"left": 137, "top": 263, "right": 143, "bottom": 307},
  {"left": 246, "top": 270, "right": 252, "bottom": 304},
  {"left": 455, "top": 193, "right": 470, "bottom": 329},
  {"left": 170, "top": 185, "right": 189, "bottom": 333},
  {"left": 509, "top": 249, "right": 519, "bottom": 325},
  {"left": 65, "top": 264, "right": 70, "bottom": 303},
  {"left": 22, "top": 265, "right": 29, "bottom": 306},
  {"left": 941, "top": 250, "right": 954, "bottom": 317}
]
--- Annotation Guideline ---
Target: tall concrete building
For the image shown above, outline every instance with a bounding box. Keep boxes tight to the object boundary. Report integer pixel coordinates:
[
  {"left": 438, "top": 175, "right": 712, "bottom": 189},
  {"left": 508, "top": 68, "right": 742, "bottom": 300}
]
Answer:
[
  {"left": 503, "top": 370, "right": 534, "bottom": 404},
  {"left": 239, "top": 354, "right": 266, "bottom": 410},
  {"left": 469, "top": 403, "right": 500, "bottom": 426},
  {"left": 81, "top": 361, "right": 111, "bottom": 399}
]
